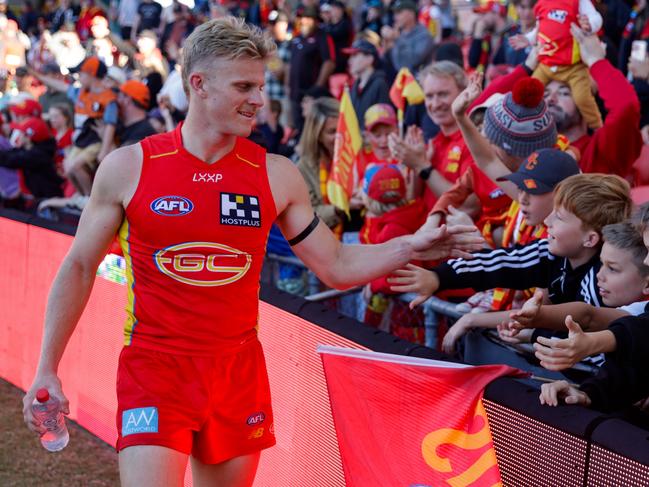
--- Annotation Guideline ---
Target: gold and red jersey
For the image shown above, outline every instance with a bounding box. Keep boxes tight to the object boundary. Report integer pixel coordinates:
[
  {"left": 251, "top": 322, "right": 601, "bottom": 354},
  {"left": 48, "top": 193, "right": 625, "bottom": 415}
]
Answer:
[{"left": 119, "top": 124, "right": 276, "bottom": 355}]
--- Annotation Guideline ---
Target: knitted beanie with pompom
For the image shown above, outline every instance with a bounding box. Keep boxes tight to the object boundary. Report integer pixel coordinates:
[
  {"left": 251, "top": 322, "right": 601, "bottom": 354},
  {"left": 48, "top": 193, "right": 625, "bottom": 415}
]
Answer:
[{"left": 483, "top": 77, "right": 557, "bottom": 158}]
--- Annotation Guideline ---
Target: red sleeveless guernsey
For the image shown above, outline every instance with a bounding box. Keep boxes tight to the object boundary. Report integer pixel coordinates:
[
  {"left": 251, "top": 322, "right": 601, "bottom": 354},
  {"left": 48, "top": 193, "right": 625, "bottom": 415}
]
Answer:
[{"left": 118, "top": 123, "right": 277, "bottom": 355}]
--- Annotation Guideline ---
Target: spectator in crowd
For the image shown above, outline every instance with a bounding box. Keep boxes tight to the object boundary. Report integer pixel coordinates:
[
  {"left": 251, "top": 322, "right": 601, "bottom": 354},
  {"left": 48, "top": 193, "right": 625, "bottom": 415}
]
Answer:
[
  {"left": 288, "top": 5, "right": 335, "bottom": 133},
  {"left": 76, "top": 0, "right": 105, "bottom": 43},
  {"left": 389, "top": 0, "right": 435, "bottom": 74},
  {"left": 47, "top": 102, "right": 74, "bottom": 195},
  {"left": 113, "top": 0, "right": 139, "bottom": 40},
  {"left": 49, "top": 0, "right": 77, "bottom": 33},
  {"left": 0, "top": 117, "right": 63, "bottom": 200},
  {"left": 477, "top": 24, "right": 642, "bottom": 178},
  {"left": 160, "top": 2, "right": 196, "bottom": 64},
  {"left": 299, "top": 85, "right": 333, "bottom": 131},
  {"left": 389, "top": 61, "right": 473, "bottom": 211},
  {"left": 296, "top": 96, "right": 344, "bottom": 235},
  {"left": 360, "top": 0, "right": 384, "bottom": 35},
  {"left": 322, "top": 0, "right": 354, "bottom": 74},
  {"left": 31, "top": 56, "right": 118, "bottom": 196},
  {"left": 132, "top": 0, "right": 164, "bottom": 42},
  {"left": 440, "top": 148, "right": 581, "bottom": 353},
  {"left": 468, "top": 1, "right": 508, "bottom": 74},
  {"left": 258, "top": 99, "right": 285, "bottom": 155},
  {"left": 360, "top": 164, "right": 428, "bottom": 342},
  {"left": 0, "top": 112, "right": 20, "bottom": 206},
  {"left": 114, "top": 80, "right": 156, "bottom": 148},
  {"left": 390, "top": 174, "right": 632, "bottom": 313},
  {"left": 495, "top": 0, "right": 537, "bottom": 68},
  {"left": 37, "top": 62, "right": 74, "bottom": 113},
  {"left": 263, "top": 10, "right": 290, "bottom": 119},
  {"left": 628, "top": 43, "right": 649, "bottom": 145},
  {"left": 345, "top": 39, "right": 391, "bottom": 130}
]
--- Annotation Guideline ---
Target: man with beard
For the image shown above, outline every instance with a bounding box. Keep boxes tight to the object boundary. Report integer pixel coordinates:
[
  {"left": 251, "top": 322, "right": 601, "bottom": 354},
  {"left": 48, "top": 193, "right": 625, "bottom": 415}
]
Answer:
[{"left": 472, "top": 24, "right": 642, "bottom": 178}]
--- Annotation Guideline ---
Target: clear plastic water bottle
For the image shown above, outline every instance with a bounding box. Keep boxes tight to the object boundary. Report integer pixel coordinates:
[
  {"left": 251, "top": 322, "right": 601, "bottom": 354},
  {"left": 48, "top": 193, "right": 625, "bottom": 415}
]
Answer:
[{"left": 31, "top": 388, "right": 69, "bottom": 452}]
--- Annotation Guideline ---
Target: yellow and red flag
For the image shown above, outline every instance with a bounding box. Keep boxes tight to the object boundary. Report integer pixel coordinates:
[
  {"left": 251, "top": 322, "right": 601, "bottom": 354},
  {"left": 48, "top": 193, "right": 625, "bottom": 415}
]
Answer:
[
  {"left": 389, "top": 67, "right": 425, "bottom": 112},
  {"left": 319, "top": 346, "right": 524, "bottom": 486},
  {"left": 328, "top": 87, "right": 362, "bottom": 216}
]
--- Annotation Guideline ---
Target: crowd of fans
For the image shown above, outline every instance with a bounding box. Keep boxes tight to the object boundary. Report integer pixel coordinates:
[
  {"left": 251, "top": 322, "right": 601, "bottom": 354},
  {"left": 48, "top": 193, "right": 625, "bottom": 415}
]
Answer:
[{"left": 2, "top": 0, "right": 649, "bottom": 413}]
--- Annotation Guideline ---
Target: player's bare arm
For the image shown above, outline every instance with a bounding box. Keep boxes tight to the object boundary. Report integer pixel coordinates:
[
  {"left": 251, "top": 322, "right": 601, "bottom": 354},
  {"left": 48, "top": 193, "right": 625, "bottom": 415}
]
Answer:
[
  {"left": 22, "top": 145, "right": 141, "bottom": 432},
  {"left": 268, "top": 154, "right": 483, "bottom": 289}
]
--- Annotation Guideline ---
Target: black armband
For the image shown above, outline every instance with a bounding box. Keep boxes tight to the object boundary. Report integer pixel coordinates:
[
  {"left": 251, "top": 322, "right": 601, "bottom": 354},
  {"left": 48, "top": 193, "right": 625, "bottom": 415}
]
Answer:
[{"left": 287, "top": 213, "right": 320, "bottom": 246}]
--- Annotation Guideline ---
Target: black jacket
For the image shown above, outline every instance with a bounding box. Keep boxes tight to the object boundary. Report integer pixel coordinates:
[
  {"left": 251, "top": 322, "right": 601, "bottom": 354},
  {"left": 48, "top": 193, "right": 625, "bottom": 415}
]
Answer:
[
  {"left": 0, "top": 138, "right": 63, "bottom": 198},
  {"left": 435, "top": 239, "right": 604, "bottom": 306},
  {"left": 350, "top": 70, "right": 391, "bottom": 130},
  {"left": 580, "top": 309, "right": 649, "bottom": 412}
]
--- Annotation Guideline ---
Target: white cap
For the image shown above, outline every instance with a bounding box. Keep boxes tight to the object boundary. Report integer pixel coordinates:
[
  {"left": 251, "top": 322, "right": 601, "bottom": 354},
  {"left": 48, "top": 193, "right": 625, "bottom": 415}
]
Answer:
[
  {"left": 106, "top": 66, "right": 127, "bottom": 85},
  {"left": 468, "top": 92, "right": 505, "bottom": 118}
]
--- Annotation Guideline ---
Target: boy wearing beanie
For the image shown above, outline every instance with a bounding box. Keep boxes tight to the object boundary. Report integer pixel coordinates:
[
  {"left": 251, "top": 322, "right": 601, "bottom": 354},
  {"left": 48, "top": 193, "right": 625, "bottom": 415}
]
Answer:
[{"left": 360, "top": 164, "right": 428, "bottom": 341}]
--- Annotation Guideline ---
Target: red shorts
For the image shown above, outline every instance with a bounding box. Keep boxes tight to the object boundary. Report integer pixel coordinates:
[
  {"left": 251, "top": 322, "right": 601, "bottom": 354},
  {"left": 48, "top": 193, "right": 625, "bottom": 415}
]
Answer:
[{"left": 116, "top": 338, "right": 276, "bottom": 464}]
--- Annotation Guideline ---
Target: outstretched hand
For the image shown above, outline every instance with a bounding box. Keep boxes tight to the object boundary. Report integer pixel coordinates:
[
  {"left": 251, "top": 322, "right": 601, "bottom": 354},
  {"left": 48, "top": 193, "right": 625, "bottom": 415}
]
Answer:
[
  {"left": 509, "top": 34, "right": 531, "bottom": 51},
  {"left": 409, "top": 223, "right": 485, "bottom": 261},
  {"left": 540, "top": 380, "right": 591, "bottom": 407},
  {"left": 451, "top": 71, "right": 484, "bottom": 119},
  {"left": 387, "top": 263, "right": 437, "bottom": 308},
  {"left": 533, "top": 315, "right": 591, "bottom": 371},
  {"left": 507, "top": 288, "right": 544, "bottom": 333}
]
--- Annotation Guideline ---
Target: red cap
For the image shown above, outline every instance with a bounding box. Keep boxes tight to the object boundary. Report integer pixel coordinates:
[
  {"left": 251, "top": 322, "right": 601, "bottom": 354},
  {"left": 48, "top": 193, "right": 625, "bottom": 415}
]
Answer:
[
  {"left": 9, "top": 99, "right": 43, "bottom": 118},
  {"left": 365, "top": 164, "right": 406, "bottom": 204},
  {"left": 473, "top": 0, "right": 507, "bottom": 15},
  {"left": 364, "top": 104, "right": 397, "bottom": 131},
  {"left": 11, "top": 117, "right": 52, "bottom": 143},
  {"left": 36, "top": 388, "right": 50, "bottom": 403}
]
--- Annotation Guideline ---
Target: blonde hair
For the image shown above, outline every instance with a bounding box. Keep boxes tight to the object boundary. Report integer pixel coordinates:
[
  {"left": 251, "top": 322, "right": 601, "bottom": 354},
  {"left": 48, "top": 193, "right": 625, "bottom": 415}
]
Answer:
[
  {"left": 296, "top": 97, "right": 339, "bottom": 171},
  {"left": 363, "top": 194, "right": 407, "bottom": 216},
  {"left": 554, "top": 174, "right": 632, "bottom": 235},
  {"left": 417, "top": 60, "right": 467, "bottom": 90},
  {"left": 181, "top": 16, "right": 276, "bottom": 95}
]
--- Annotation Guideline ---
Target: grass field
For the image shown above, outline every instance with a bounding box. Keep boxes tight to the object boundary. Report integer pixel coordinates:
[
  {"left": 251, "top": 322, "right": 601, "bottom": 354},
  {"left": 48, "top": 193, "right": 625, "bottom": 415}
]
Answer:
[{"left": 0, "top": 379, "right": 120, "bottom": 487}]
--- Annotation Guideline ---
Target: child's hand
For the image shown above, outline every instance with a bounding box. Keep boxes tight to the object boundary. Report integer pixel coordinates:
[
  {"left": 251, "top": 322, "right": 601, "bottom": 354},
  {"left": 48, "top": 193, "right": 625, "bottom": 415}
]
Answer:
[
  {"left": 451, "top": 71, "right": 483, "bottom": 118},
  {"left": 570, "top": 22, "right": 606, "bottom": 67},
  {"left": 445, "top": 205, "right": 477, "bottom": 230},
  {"left": 387, "top": 263, "right": 438, "bottom": 308},
  {"left": 577, "top": 14, "right": 592, "bottom": 33},
  {"left": 507, "top": 288, "right": 544, "bottom": 332},
  {"left": 442, "top": 314, "right": 471, "bottom": 354},
  {"left": 497, "top": 322, "right": 532, "bottom": 344},
  {"left": 533, "top": 315, "right": 592, "bottom": 371},
  {"left": 509, "top": 34, "right": 531, "bottom": 50},
  {"left": 539, "top": 380, "right": 591, "bottom": 407}
]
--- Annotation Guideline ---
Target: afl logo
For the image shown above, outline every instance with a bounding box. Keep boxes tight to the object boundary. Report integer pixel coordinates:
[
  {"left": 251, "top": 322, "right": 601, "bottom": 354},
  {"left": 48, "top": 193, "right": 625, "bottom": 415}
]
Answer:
[
  {"left": 247, "top": 412, "right": 266, "bottom": 426},
  {"left": 150, "top": 196, "right": 194, "bottom": 216},
  {"left": 154, "top": 242, "right": 251, "bottom": 287}
]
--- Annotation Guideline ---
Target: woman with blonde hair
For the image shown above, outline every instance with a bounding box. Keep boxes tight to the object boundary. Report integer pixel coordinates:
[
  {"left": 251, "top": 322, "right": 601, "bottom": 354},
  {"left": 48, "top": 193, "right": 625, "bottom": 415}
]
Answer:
[{"left": 296, "top": 96, "right": 343, "bottom": 235}]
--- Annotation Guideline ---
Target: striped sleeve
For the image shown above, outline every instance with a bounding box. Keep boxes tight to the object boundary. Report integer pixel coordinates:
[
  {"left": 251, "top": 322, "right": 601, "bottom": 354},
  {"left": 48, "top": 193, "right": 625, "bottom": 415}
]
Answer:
[{"left": 435, "top": 239, "right": 555, "bottom": 292}]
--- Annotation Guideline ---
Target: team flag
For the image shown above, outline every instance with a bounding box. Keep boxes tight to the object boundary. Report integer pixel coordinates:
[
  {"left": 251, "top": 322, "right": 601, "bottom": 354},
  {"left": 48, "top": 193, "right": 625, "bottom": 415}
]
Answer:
[
  {"left": 318, "top": 346, "right": 524, "bottom": 486},
  {"left": 328, "top": 86, "right": 362, "bottom": 216},
  {"left": 389, "top": 67, "right": 425, "bottom": 111}
]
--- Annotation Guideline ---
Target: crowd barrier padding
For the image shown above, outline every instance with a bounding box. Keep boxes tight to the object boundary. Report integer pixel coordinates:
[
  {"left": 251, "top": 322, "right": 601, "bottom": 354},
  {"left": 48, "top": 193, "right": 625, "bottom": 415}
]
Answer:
[{"left": 3, "top": 210, "right": 649, "bottom": 486}]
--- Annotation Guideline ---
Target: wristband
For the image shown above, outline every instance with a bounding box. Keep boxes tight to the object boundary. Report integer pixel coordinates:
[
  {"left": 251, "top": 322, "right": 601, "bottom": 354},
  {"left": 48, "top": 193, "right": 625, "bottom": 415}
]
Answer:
[
  {"left": 287, "top": 213, "right": 320, "bottom": 246},
  {"left": 419, "top": 165, "right": 434, "bottom": 181}
]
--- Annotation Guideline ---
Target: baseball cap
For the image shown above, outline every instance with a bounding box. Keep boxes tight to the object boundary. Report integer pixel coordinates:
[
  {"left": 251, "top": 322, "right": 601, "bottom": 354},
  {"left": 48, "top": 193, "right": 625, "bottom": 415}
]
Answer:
[
  {"left": 342, "top": 39, "right": 378, "bottom": 58},
  {"left": 497, "top": 148, "right": 581, "bottom": 195},
  {"left": 364, "top": 164, "right": 406, "bottom": 204},
  {"left": 120, "top": 80, "right": 151, "bottom": 109},
  {"left": 9, "top": 98, "right": 43, "bottom": 118},
  {"left": 392, "top": 0, "right": 417, "bottom": 13},
  {"left": 364, "top": 103, "right": 397, "bottom": 131},
  {"left": 72, "top": 56, "right": 108, "bottom": 79},
  {"left": 10, "top": 117, "right": 52, "bottom": 143},
  {"left": 468, "top": 92, "right": 505, "bottom": 121},
  {"left": 473, "top": 0, "right": 507, "bottom": 15}
]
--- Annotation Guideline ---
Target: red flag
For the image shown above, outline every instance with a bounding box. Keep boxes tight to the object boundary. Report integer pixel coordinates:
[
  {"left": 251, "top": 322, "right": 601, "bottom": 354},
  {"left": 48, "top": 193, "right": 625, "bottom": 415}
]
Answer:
[{"left": 319, "top": 346, "right": 524, "bottom": 486}]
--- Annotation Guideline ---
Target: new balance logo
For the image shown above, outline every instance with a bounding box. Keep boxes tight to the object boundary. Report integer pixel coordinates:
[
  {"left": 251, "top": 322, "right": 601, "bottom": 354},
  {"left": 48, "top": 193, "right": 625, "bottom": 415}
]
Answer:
[
  {"left": 122, "top": 407, "right": 158, "bottom": 436},
  {"left": 193, "top": 173, "right": 223, "bottom": 183}
]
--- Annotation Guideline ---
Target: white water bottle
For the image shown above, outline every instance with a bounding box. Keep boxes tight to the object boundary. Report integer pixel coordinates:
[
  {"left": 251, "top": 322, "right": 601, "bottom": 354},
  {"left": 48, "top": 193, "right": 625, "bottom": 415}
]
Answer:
[{"left": 32, "top": 388, "right": 69, "bottom": 452}]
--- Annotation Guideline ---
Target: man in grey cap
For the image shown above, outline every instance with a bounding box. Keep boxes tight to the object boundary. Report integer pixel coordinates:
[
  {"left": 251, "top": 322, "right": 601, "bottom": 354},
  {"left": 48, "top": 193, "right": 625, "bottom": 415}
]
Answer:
[{"left": 390, "top": 0, "right": 435, "bottom": 73}]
